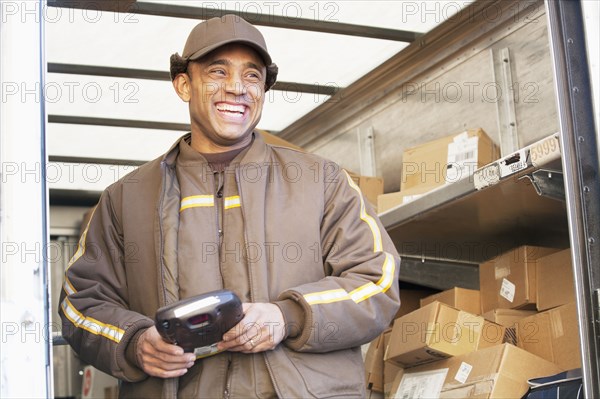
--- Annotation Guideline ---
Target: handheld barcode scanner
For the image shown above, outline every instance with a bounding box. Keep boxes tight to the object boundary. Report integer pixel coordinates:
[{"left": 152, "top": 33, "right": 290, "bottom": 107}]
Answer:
[{"left": 155, "top": 289, "right": 243, "bottom": 358}]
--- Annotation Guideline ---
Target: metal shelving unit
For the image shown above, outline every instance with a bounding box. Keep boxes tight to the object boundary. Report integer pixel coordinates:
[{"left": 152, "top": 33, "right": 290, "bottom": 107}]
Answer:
[{"left": 379, "top": 133, "right": 570, "bottom": 289}]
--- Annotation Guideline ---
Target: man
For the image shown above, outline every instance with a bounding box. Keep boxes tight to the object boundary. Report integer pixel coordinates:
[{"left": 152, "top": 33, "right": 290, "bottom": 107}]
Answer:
[{"left": 60, "top": 15, "right": 400, "bottom": 398}]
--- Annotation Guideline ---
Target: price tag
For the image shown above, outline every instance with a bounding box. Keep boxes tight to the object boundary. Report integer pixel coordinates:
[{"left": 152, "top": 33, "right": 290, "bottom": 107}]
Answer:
[{"left": 530, "top": 135, "right": 561, "bottom": 167}]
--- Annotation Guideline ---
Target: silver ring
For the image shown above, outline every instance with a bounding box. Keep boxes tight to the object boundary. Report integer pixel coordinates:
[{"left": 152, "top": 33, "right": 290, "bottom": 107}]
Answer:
[{"left": 250, "top": 337, "right": 257, "bottom": 347}]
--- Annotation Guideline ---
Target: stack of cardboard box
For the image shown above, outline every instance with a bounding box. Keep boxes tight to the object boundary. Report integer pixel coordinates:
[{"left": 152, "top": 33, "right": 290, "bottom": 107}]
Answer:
[
  {"left": 363, "top": 246, "right": 580, "bottom": 398},
  {"left": 377, "top": 128, "right": 500, "bottom": 213}
]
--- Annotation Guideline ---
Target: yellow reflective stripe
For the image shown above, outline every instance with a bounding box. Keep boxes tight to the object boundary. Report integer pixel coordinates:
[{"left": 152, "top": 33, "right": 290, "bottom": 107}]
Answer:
[
  {"left": 224, "top": 195, "right": 241, "bottom": 210},
  {"left": 375, "top": 252, "right": 396, "bottom": 293},
  {"left": 63, "top": 278, "right": 76, "bottom": 296},
  {"left": 350, "top": 282, "right": 382, "bottom": 303},
  {"left": 349, "top": 253, "right": 396, "bottom": 303},
  {"left": 344, "top": 171, "right": 382, "bottom": 252},
  {"left": 303, "top": 170, "right": 396, "bottom": 306},
  {"left": 61, "top": 298, "right": 124, "bottom": 343},
  {"left": 304, "top": 289, "right": 351, "bottom": 305},
  {"left": 180, "top": 195, "right": 214, "bottom": 211},
  {"left": 67, "top": 207, "right": 96, "bottom": 269}
]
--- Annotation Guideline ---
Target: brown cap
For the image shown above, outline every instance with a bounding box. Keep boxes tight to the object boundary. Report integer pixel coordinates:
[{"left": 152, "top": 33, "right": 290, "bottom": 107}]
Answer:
[{"left": 181, "top": 14, "right": 272, "bottom": 66}]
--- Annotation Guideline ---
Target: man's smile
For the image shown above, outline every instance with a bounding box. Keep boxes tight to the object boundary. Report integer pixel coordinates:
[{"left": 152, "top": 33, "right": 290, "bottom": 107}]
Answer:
[{"left": 215, "top": 102, "right": 248, "bottom": 120}]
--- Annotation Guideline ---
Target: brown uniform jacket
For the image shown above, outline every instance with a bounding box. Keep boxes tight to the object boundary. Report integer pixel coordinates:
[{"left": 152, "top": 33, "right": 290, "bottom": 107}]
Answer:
[{"left": 59, "top": 132, "right": 400, "bottom": 398}]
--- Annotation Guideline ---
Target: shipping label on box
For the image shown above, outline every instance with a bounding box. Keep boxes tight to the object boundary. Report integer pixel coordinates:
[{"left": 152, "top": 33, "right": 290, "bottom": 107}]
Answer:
[
  {"left": 395, "top": 369, "right": 448, "bottom": 399},
  {"left": 401, "top": 128, "right": 499, "bottom": 192},
  {"left": 445, "top": 133, "right": 480, "bottom": 184}
]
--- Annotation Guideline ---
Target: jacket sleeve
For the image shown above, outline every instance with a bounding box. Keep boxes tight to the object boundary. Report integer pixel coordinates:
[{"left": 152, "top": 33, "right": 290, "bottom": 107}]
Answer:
[
  {"left": 58, "top": 187, "right": 155, "bottom": 382},
  {"left": 278, "top": 167, "right": 400, "bottom": 352}
]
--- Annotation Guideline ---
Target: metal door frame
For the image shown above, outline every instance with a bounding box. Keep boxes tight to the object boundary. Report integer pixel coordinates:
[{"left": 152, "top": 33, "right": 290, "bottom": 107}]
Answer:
[{"left": 546, "top": 1, "right": 600, "bottom": 397}]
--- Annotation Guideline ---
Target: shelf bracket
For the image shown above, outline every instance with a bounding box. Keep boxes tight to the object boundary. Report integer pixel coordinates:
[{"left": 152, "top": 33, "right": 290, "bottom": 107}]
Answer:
[
  {"left": 521, "top": 169, "right": 565, "bottom": 201},
  {"left": 357, "top": 125, "right": 377, "bottom": 176},
  {"left": 595, "top": 289, "right": 600, "bottom": 324},
  {"left": 492, "top": 47, "right": 520, "bottom": 157}
]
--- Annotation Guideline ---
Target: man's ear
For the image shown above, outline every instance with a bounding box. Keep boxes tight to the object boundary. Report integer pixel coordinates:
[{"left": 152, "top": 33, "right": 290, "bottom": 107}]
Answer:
[{"left": 172, "top": 73, "right": 191, "bottom": 102}]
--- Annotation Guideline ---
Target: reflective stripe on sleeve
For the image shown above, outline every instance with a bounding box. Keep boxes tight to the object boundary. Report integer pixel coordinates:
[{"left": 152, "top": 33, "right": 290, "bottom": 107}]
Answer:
[
  {"left": 63, "top": 279, "right": 76, "bottom": 296},
  {"left": 304, "top": 170, "right": 396, "bottom": 306},
  {"left": 60, "top": 298, "right": 124, "bottom": 343},
  {"left": 67, "top": 207, "right": 96, "bottom": 269},
  {"left": 303, "top": 289, "right": 351, "bottom": 305}
]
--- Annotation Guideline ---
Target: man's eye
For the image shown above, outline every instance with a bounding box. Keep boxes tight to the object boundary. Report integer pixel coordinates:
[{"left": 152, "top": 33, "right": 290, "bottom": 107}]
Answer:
[{"left": 210, "top": 69, "right": 226, "bottom": 76}]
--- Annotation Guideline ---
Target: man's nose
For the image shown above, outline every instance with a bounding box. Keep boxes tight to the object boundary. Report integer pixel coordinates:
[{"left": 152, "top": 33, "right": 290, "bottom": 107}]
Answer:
[{"left": 224, "top": 73, "right": 246, "bottom": 96}]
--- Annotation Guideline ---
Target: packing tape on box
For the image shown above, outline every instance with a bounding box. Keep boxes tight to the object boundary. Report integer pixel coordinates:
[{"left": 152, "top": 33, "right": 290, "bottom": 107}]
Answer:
[
  {"left": 550, "top": 310, "right": 564, "bottom": 338},
  {"left": 494, "top": 266, "right": 510, "bottom": 280},
  {"left": 441, "top": 373, "right": 498, "bottom": 397}
]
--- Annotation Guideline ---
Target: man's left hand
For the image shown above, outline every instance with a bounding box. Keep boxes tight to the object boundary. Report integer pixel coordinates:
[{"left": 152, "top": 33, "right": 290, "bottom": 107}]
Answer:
[{"left": 217, "top": 303, "right": 286, "bottom": 353}]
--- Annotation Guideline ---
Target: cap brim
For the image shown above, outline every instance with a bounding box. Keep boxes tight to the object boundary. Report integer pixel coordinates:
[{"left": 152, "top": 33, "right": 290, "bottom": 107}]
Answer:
[{"left": 185, "top": 38, "right": 272, "bottom": 66}]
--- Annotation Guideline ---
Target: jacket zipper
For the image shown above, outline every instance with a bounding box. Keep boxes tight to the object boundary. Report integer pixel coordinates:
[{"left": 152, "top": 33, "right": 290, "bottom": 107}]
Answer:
[
  {"left": 224, "top": 353, "right": 233, "bottom": 399},
  {"left": 215, "top": 171, "right": 224, "bottom": 246},
  {"left": 216, "top": 170, "right": 231, "bottom": 399},
  {"left": 236, "top": 168, "right": 284, "bottom": 398}
]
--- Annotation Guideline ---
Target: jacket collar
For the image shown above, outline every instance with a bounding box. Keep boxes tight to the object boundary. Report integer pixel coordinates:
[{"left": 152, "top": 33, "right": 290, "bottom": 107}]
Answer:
[{"left": 161, "top": 131, "right": 269, "bottom": 168}]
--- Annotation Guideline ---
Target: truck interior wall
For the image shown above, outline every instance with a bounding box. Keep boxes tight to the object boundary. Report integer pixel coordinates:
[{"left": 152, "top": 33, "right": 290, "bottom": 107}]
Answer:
[{"left": 305, "top": 6, "right": 557, "bottom": 194}]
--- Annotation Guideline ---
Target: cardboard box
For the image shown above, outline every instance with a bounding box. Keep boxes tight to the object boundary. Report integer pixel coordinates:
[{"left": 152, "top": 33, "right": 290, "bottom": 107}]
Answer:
[
  {"left": 377, "top": 185, "right": 437, "bottom": 214},
  {"left": 420, "top": 287, "right": 481, "bottom": 315},
  {"left": 346, "top": 170, "right": 384, "bottom": 209},
  {"left": 382, "top": 331, "right": 403, "bottom": 397},
  {"left": 385, "top": 302, "right": 496, "bottom": 367},
  {"left": 364, "top": 331, "right": 388, "bottom": 392},
  {"left": 393, "top": 289, "right": 438, "bottom": 321},
  {"left": 482, "top": 308, "right": 537, "bottom": 345},
  {"left": 390, "top": 343, "right": 562, "bottom": 398},
  {"left": 536, "top": 249, "right": 575, "bottom": 311},
  {"left": 516, "top": 302, "right": 582, "bottom": 371},
  {"left": 479, "top": 246, "right": 558, "bottom": 313},
  {"left": 482, "top": 309, "right": 537, "bottom": 328},
  {"left": 400, "top": 128, "right": 500, "bottom": 191},
  {"left": 478, "top": 320, "right": 506, "bottom": 349}
]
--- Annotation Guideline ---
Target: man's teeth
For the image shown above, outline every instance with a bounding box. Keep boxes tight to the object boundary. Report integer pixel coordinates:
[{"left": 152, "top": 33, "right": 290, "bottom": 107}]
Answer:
[{"left": 217, "top": 104, "right": 245, "bottom": 114}]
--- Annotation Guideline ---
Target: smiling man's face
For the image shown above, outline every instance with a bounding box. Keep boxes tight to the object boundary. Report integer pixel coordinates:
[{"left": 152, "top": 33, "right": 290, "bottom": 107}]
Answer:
[{"left": 176, "top": 43, "right": 267, "bottom": 153}]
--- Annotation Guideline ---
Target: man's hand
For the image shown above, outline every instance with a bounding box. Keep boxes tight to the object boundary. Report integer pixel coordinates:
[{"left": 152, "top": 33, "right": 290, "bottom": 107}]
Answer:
[
  {"left": 135, "top": 326, "right": 196, "bottom": 378},
  {"left": 217, "top": 303, "right": 286, "bottom": 353}
]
